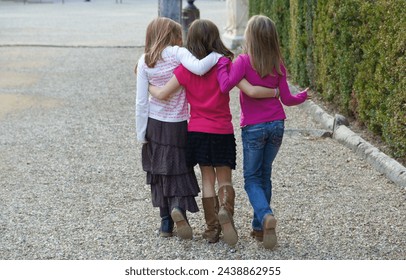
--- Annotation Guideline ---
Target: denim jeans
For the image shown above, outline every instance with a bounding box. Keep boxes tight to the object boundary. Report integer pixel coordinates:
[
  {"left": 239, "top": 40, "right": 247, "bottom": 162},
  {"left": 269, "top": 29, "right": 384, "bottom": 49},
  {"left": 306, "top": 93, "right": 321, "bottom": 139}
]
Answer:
[{"left": 241, "top": 120, "right": 284, "bottom": 231}]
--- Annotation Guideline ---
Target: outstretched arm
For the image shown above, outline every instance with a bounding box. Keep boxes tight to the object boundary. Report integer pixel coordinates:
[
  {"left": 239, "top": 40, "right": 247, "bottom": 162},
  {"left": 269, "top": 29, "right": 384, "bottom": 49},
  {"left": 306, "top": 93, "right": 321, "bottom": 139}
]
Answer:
[
  {"left": 237, "top": 79, "right": 278, "bottom": 99},
  {"left": 148, "top": 75, "right": 181, "bottom": 100},
  {"left": 278, "top": 65, "right": 308, "bottom": 106}
]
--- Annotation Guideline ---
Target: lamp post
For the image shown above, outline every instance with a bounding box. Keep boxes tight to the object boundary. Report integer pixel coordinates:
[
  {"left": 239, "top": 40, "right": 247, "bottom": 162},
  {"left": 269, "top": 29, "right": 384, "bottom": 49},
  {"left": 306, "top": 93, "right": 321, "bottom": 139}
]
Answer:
[
  {"left": 182, "top": 0, "right": 200, "bottom": 43},
  {"left": 158, "top": 0, "right": 182, "bottom": 23}
]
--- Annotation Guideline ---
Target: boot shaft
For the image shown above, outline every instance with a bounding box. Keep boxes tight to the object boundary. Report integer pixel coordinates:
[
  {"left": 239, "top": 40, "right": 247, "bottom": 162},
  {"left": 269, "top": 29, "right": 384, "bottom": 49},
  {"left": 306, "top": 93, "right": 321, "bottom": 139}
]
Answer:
[
  {"left": 218, "top": 185, "right": 235, "bottom": 216},
  {"left": 202, "top": 196, "right": 221, "bottom": 243},
  {"left": 202, "top": 196, "right": 219, "bottom": 225}
]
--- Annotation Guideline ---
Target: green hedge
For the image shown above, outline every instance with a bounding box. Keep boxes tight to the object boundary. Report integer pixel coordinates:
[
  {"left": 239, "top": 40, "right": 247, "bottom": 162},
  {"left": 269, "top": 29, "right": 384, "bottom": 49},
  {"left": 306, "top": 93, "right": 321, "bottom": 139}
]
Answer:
[
  {"left": 249, "top": 0, "right": 406, "bottom": 160},
  {"left": 354, "top": 0, "right": 406, "bottom": 158},
  {"left": 313, "top": 0, "right": 363, "bottom": 114},
  {"left": 249, "top": 0, "right": 291, "bottom": 66}
]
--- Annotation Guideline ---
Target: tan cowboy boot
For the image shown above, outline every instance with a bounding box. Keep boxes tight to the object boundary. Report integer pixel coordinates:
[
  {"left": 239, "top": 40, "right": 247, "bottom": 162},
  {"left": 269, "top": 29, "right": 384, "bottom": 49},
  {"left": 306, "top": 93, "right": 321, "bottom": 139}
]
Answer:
[
  {"left": 218, "top": 185, "right": 238, "bottom": 246},
  {"left": 263, "top": 214, "right": 277, "bottom": 249},
  {"left": 250, "top": 229, "right": 263, "bottom": 242},
  {"left": 202, "top": 196, "right": 221, "bottom": 243}
]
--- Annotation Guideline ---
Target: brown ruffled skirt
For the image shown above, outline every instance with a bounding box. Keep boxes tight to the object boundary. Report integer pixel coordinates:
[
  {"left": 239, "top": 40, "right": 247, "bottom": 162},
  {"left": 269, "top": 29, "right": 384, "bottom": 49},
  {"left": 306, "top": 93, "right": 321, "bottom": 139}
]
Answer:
[{"left": 142, "top": 118, "right": 200, "bottom": 213}]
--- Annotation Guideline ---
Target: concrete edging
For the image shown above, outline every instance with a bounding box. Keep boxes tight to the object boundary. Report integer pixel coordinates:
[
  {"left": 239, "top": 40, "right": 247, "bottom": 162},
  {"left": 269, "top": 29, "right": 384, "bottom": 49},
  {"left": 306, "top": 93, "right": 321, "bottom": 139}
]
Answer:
[{"left": 298, "top": 99, "right": 406, "bottom": 189}]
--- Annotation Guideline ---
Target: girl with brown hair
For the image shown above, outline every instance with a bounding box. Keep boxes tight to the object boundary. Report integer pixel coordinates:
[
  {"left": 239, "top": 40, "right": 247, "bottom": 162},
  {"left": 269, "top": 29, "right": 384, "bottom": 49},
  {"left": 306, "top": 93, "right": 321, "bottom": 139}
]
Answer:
[{"left": 136, "top": 17, "right": 221, "bottom": 240}]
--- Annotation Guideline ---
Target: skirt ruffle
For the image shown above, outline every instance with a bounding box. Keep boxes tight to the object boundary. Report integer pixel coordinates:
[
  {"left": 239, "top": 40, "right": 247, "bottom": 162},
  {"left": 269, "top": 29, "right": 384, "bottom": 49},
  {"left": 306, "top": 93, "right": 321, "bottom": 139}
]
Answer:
[
  {"left": 142, "top": 118, "right": 190, "bottom": 175},
  {"left": 149, "top": 172, "right": 199, "bottom": 213},
  {"left": 142, "top": 118, "right": 200, "bottom": 213}
]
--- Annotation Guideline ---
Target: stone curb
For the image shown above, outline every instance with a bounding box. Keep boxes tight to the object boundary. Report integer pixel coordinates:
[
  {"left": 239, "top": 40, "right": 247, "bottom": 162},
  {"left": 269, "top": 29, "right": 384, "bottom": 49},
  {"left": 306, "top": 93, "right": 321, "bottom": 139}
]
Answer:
[{"left": 298, "top": 99, "right": 406, "bottom": 189}]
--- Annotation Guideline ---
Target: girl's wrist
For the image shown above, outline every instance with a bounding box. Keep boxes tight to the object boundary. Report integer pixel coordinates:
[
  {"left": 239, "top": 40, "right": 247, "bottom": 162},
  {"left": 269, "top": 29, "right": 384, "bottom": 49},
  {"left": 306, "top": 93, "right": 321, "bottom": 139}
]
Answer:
[{"left": 275, "top": 88, "right": 280, "bottom": 98}]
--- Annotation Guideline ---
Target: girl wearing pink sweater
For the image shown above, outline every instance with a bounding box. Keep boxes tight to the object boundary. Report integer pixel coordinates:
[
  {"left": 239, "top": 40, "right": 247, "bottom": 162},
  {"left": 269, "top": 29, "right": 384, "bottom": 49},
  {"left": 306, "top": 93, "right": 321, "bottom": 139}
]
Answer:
[{"left": 217, "top": 15, "right": 308, "bottom": 249}]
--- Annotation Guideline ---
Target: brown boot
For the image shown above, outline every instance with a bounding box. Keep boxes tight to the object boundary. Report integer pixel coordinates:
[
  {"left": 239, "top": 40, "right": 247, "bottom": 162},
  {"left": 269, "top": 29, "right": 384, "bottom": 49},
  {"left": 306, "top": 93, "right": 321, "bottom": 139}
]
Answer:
[
  {"left": 202, "top": 197, "right": 221, "bottom": 243},
  {"left": 263, "top": 214, "right": 277, "bottom": 249},
  {"left": 218, "top": 185, "right": 238, "bottom": 246},
  {"left": 250, "top": 229, "right": 263, "bottom": 242}
]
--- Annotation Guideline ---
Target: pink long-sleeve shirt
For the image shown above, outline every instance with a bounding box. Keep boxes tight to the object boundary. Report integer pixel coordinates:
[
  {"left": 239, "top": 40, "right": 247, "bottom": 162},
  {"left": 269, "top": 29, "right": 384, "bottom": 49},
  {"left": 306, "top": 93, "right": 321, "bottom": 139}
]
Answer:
[{"left": 217, "top": 54, "right": 307, "bottom": 127}]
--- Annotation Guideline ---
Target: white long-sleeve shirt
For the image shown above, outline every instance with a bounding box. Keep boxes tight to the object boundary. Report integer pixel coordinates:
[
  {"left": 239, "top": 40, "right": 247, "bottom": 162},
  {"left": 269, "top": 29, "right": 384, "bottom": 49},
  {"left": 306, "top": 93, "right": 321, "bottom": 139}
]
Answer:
[{"left": 136, "top": 46, "right": 221, "bottom": 143}]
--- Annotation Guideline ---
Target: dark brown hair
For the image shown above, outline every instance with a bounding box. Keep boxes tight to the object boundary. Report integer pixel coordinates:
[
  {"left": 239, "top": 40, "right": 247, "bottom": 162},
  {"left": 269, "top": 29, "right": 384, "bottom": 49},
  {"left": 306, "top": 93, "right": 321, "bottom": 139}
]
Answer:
[{"left": 186, "top": 19, "right": 234, "bottom": 60}]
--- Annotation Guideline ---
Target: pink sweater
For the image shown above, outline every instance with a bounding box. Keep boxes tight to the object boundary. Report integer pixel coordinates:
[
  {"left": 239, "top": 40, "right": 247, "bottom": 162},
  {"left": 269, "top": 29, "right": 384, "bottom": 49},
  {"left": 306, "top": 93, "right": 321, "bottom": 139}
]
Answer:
[
  {"left": 217, "top": 54, "right": 307, "bottom": 127},
  {"left": 174, "top": 63, "right": 234, "bottom": 134}
]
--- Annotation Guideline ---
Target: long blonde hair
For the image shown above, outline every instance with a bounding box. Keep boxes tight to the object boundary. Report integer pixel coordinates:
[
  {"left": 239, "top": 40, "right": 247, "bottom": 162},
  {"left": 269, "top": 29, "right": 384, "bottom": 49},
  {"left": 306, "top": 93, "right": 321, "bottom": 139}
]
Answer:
[
  {"left": 244, "top": 15, "right": 283, "bottom": 77},
  {"left": 144, "top": 17, "right": 182, "bottom": 68}
]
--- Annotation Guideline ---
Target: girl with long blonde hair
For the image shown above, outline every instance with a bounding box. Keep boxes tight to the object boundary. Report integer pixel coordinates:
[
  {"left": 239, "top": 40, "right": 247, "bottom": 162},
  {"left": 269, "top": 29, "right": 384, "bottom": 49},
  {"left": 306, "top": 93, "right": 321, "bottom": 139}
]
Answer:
[{"left": 217, "top": 15, "right": 308, "bottom": 249}]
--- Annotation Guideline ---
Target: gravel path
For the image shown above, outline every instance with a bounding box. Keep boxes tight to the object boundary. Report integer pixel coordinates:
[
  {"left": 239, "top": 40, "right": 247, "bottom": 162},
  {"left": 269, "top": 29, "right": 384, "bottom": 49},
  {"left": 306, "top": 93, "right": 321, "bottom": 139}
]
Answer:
[{"left": 1, "top": 0, "right": 405, "bottom": 260}]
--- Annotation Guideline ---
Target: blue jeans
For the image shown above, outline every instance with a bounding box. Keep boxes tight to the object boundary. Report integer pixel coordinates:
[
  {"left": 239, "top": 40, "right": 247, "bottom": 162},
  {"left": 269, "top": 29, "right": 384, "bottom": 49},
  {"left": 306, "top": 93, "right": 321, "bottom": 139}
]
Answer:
[{"left": 241, "top": 120, "right": 284, "bottom": 231}]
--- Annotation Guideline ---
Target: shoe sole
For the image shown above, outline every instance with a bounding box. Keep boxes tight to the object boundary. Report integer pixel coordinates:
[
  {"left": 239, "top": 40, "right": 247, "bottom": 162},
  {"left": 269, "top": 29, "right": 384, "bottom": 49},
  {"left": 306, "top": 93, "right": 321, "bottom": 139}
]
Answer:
[
  {"left": 171, "top": 209, "right": 193, "bottom": 240},
  {"left": 218, "top": 208, "right": 238, "bottom": 246},
  {"left": 263, "top": 215, "right": 277, "bottom": 249},
  {"left": 160, "top": 232, "right": 173, "bottom": 238}
]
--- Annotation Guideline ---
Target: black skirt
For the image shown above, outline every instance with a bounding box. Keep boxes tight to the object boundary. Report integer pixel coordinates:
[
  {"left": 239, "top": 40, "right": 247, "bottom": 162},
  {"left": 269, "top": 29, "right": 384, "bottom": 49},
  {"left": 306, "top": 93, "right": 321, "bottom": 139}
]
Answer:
[
  {"left": 186, "top": 131, "right": 236, "bottom": 169},
  {"left": 142, "top": 118, "right": 199, "bottom": 213}
]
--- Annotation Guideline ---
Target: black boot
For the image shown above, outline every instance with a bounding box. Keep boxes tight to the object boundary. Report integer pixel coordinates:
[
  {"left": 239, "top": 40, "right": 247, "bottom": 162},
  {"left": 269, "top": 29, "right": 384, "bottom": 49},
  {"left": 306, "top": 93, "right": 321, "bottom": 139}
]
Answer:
[{"left": 159, "top": 207, "right": 173, "bottom": 237}]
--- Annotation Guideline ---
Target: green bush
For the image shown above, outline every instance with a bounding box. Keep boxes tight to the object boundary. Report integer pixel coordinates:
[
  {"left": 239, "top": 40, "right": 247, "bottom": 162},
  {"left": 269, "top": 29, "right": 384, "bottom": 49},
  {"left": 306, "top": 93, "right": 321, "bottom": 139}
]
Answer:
[
  {"left": 249, "top": 0, "right": 261, "bottom": 16},
  {"left": 289, "top": 1, "right": 307, "bottom": 85},
  {"left": 304, "top": 0, "right": 317, "bottom": 89},
  {"left": 270, "top": 0, "right": 291, "bottom": 66},
  {"left": 248, "top": 0, "right": 406, "bottom": 160},
  {"left": 313, "top": 0, "right": 363, "bottom": 114},
  {"left": 354, "top": 0, "right": 406, "bottom": 158},
  {"left": 248, "top": 0, "right": 291, "bottom": 66},
  {"left": 288, "top": 0, "right": 316, "bottom": 87}
]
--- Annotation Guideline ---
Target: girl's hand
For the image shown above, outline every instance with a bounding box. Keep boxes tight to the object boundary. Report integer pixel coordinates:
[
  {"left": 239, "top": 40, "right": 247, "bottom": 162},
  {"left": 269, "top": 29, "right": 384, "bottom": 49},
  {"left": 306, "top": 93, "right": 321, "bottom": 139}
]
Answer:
[
  {"left": 297, "top": 88, "right": 311, "bottom": 100},
  {"left": 149, "top": 84, "right": 172, "bottom": 101},
  {"left": 302, "top": 88, "right": 312, "bottom": 100},
  {"left": 148, "top": 84, "right": 159, "bottom": 98},
  {"left": 148, "top": 76, "right": 182, "bottom": 100}
]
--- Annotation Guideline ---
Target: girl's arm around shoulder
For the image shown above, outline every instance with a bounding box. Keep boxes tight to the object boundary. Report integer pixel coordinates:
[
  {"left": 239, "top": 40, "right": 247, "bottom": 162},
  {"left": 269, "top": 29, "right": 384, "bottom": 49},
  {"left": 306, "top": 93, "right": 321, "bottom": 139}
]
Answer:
[
  {"left": 174, "top": 46, "right": 222, "bottom": 76},
  {"left": 237, "top": 79, "right": 278, "bottom": 98},
  {"left": 149, "top": 75, "right": 181, "bottom": 100},
  {"left": 217, "top": 55, "right": 246, "bottom": 93},
  {"left": 278, "top": 64, "right": 308, "bottom": 106}
]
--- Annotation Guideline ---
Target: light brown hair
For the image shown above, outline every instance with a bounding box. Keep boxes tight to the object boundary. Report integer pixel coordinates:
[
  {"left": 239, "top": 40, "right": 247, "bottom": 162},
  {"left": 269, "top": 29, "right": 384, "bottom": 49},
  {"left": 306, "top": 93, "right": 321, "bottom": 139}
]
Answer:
[
  {"left": 244, "top": 15, "right": 283, "bottom": 77},
  {"left": 186, "top": 19, "right": 234, "bottom": 60},
  {"left": 144, "top": 17, "right": 182, "bottom": 68}
]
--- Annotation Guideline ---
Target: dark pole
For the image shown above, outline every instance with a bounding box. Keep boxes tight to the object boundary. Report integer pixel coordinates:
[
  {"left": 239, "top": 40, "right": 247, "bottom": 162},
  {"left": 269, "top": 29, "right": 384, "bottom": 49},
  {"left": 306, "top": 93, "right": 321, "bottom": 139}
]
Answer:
[
  {"left": 182, "top": 0, "right": 200, "bottom": 43},
  {"left": 158, "top": 0, "right": 183, "bottom": 23}
]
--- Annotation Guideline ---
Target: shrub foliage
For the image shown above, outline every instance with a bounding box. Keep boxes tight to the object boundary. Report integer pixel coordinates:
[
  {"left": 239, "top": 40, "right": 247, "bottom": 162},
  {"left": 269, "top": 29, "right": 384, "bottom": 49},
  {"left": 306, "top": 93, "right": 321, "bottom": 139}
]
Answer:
[{"left": 248, "top": 0, "right": 405, "bottom": 160}]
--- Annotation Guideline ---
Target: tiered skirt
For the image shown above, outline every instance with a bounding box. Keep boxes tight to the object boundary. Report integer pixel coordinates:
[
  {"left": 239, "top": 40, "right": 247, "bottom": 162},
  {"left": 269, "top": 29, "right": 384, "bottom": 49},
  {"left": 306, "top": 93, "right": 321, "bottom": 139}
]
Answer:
[{"left": 142, "top": 118, "right": 200, "bottom": 213}]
